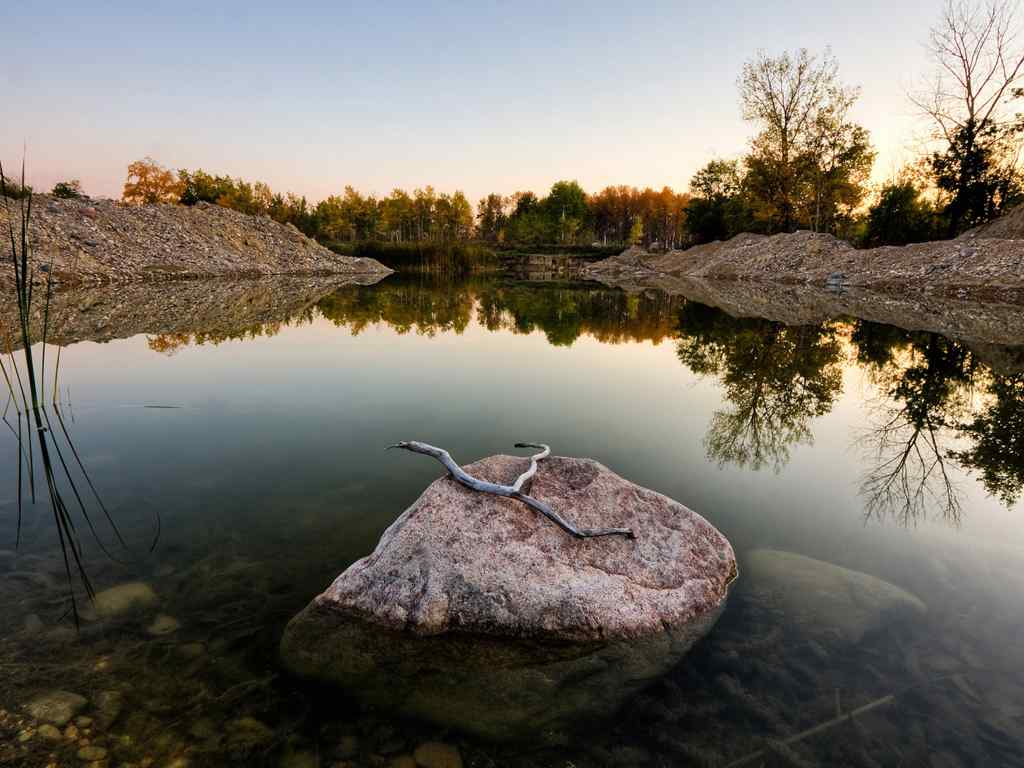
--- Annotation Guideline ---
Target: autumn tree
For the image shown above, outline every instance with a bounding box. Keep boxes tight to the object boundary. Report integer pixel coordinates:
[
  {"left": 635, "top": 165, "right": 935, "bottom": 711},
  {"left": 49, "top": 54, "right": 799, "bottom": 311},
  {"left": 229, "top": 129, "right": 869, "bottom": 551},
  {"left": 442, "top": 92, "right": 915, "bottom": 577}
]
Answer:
[
  {"left": 122, "top": 157, "right": 183, "bottom": 204},
  {"left": 739, "top": 49, "right": 838, "bottom": 231},
  {"left": 739, "top": 49, "right": 872, "bottom": 234}
]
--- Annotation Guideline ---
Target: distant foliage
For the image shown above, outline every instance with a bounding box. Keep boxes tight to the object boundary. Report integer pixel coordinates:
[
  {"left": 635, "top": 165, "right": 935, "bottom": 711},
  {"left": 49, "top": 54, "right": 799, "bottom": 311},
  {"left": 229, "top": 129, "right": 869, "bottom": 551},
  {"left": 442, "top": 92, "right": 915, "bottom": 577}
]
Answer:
[
  {"left": 51, "top": 179, "right": 84, "bottom": 199},
  {"left": 122, "top": 157, "right": 183, "bottom": 204}
]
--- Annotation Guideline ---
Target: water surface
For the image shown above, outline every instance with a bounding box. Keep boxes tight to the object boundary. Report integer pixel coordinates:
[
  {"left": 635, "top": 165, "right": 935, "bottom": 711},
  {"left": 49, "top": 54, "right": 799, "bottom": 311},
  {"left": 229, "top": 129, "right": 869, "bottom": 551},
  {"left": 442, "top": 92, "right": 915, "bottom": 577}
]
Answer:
[{"left": 2, "top": 275, "right": 1023, "bottom": 767}]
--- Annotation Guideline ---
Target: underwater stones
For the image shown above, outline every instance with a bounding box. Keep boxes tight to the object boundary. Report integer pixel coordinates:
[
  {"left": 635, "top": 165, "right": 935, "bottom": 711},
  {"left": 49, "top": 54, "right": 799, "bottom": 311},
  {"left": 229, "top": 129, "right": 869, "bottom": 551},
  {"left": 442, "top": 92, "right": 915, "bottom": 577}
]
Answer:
[
  {"left": 93, "top": 690, "right": 124, "bottom": 730},
  {"left": 37, "top": 724, "right": 63, "bottom": 740},
  {"left": 282, "top": 454, "right": 736, "bottom": 741},
  {"left": 93, "top": 581, "right": 159, "bottom": 618},
  {"left": 742, "top": 549, "right": 927, "bottom": 644},
  {"left": 225, "top": 717, "right": 274, "bottom": 754},
  {"left": 413, "top": 742, "right": 463, "bottom": 768},
  {"left": 23, "top": 690, "right": 88, "bottom": 726},
  {"left": 146, "top": 614, "right": 180, "bottom": 636},
  {"left": 76, "top": 745, "right": 108, "bottom": 761}
]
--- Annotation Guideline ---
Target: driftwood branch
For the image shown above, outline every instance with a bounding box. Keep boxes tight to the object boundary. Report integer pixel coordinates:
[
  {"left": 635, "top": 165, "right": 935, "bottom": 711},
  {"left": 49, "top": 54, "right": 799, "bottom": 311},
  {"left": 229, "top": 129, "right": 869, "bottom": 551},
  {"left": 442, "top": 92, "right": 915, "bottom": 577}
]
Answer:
[{"left": 387, "top": 441, "right": 635, "bottom": 540}]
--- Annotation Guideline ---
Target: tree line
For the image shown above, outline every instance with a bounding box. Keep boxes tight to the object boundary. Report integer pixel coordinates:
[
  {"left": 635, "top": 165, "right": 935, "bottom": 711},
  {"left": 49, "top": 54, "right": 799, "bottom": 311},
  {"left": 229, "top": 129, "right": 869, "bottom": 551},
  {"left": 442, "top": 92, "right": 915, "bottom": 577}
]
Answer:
[{"left": 30, "top": 1, "right": 1024, "bottom": 252}]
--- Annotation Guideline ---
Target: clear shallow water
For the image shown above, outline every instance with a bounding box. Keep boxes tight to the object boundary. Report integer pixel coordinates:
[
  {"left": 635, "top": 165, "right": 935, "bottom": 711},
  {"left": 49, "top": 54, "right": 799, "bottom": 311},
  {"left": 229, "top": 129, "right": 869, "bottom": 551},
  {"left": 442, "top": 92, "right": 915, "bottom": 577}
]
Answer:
[{"left": 1, "top": 275, "right": 1023, "bottom": 767}]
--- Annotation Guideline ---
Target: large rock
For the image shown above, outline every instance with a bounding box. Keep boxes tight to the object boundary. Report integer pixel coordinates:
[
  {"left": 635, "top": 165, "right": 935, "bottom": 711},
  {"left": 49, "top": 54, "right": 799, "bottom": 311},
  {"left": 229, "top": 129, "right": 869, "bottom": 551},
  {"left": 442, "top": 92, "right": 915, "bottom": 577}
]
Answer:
[
  {"left": 742, "top": 549, "right": 927, "bottom": 644},
  {"left": 281, "top": 454, "right": 736, "bottom": 742}
]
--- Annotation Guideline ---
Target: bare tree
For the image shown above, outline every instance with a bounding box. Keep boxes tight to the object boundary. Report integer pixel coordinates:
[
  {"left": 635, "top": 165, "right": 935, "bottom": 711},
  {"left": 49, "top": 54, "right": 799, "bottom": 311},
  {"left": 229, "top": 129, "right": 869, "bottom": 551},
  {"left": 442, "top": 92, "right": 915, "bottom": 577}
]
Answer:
[{"left": 911, "top": 0, "right": 1024, "bottom": 142}]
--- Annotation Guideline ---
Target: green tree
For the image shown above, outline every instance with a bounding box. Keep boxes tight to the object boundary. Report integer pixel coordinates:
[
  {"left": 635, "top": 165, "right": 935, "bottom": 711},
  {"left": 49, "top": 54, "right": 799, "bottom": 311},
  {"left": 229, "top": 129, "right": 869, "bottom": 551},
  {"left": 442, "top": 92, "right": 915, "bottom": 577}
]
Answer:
[
  {"left": 686, "top": 159, "right": 755, "bottom": 242},
  {"left": 864, "top": 180, "right": 940, "bottom": 246},
  {"left": 931, "top": 119, "right": 1021, "bottom": 235},
  {"left": 51, "top": 179, "right": 84, "bottom": 199}
]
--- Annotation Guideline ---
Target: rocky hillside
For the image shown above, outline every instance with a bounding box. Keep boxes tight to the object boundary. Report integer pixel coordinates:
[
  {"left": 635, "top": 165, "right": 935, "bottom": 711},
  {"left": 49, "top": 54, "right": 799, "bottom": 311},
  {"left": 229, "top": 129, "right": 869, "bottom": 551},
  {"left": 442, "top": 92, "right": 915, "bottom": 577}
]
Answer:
[
  {"left": 0, "top": 194, "right": 391, "bottom": 286},
  {"left": 584, "top": 225, "right": 1024, "bottom": 302}
]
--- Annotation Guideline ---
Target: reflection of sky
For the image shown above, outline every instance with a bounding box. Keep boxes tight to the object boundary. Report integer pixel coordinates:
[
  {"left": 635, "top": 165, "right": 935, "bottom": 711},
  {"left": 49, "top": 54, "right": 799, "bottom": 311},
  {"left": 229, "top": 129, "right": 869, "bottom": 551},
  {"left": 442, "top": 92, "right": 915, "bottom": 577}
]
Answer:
[{"left": 5, "top": 0, "right": 937, "bottom": 201}]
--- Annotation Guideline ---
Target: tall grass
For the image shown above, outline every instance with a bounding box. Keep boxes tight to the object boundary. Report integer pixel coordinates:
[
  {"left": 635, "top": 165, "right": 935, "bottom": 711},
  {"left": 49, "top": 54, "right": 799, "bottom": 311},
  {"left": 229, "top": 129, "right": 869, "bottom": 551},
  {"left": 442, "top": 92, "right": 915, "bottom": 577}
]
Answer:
[{"left": 2, "top": 160, "right": 134, "bottom": 626}]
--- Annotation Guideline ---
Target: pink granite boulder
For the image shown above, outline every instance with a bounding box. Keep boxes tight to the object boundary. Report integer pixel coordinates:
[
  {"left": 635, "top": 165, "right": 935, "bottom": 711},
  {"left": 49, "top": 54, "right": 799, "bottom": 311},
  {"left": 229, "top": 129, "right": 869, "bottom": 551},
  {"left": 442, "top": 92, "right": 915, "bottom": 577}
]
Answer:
[{"left": 281, "top": 454, "right": 736, "bottom": 741}]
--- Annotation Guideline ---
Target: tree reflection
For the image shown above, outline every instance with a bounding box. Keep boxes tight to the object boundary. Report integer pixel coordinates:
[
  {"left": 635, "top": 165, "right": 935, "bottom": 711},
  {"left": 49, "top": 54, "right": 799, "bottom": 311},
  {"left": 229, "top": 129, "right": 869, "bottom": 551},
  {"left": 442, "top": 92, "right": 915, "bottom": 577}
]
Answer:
[
  {"left": 676, "top": 303, "right": 844, "bottom": 472},
  {"left": 951, "top": 371, "right": 1024, "bottom": 506},
  {"left": 476, "top": 284, "right": 682, "bottom": 346},
  {"left": 852, "top": 324, "right": 978, "bottom": 525}
]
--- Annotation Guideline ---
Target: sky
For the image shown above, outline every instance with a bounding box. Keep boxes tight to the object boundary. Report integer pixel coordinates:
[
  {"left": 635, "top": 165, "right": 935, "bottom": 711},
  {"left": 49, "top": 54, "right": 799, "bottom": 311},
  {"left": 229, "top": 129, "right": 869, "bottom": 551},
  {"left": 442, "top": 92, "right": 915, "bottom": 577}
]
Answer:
[{"left": 3, "top": 0, "right": 941, "bottom": 204}]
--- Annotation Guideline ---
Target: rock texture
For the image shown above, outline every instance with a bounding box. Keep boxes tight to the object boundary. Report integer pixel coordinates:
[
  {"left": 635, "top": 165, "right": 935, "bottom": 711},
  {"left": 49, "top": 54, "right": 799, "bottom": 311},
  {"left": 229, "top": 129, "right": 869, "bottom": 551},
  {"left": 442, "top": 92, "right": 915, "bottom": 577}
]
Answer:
[
  {"left": 0, "top": 194, "right": 391, "bottom": 286},
  {"left": 584, "top": 228, "right": 1024, "bottom": 302},
  {"left": 281, "top": 454, "right": 736, "bottom": 741},
  {"left": 741, "top": 549, "right": 927, "bottom": 644}
]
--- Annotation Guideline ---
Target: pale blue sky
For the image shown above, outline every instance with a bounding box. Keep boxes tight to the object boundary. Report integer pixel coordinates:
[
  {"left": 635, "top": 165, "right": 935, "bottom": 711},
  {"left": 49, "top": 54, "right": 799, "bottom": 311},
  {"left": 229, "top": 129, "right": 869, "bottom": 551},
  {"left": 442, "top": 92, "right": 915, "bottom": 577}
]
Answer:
[{"left": 3, "top": 0, "right": 939, "bottom": 203}]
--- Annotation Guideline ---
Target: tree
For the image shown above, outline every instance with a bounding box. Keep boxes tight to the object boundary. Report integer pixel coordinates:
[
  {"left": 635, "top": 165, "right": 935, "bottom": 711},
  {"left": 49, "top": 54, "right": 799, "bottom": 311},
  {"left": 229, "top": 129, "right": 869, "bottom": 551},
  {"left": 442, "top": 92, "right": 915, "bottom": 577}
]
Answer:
[
  {"left": 739, "top": 49, "right": 843, "bottom": 231},
  {"left": 931, "top": 118, "right": 1021, "bottom": 233},
  {"left": 803, "top": 90, "right": 876, "bottom": 236},
  {"left": 911, "top": 0, "right": 1024, "bottom": 234},
  {"left": 864, "top": 180, "right": 941, "bottom": 246},
  {"left": 178, "top": 169, "right": 234, "bottom": 206},
  {"left": 687, "top": 159, "right": 755, "bottom": 242},
  {"left": 51, "top": 179, "right": 84, "bottom": 199},
  {"left": 122, "top": 157, "right": 183, "bottom": 204},
  {"left": 476, "top": 193, "right": 508, "bottom": 242}
]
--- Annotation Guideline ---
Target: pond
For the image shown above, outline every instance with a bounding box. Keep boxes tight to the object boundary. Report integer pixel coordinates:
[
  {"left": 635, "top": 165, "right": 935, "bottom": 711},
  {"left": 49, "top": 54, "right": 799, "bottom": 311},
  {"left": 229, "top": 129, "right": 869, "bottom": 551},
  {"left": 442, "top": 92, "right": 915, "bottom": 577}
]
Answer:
[{"left": 1, "top": 274, "right": 1023, "bottom": 767}]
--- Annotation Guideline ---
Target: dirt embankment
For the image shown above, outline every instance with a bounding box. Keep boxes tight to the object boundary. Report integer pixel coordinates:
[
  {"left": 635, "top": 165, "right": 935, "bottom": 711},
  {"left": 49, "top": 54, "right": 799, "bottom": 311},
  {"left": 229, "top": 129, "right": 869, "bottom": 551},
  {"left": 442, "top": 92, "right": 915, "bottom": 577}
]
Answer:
[
  {"left": 0, "top": 194, "right": 392, "bottom": 286},
  {"left": 584, "top": 221, "right": 1024, "bottom": 302}
]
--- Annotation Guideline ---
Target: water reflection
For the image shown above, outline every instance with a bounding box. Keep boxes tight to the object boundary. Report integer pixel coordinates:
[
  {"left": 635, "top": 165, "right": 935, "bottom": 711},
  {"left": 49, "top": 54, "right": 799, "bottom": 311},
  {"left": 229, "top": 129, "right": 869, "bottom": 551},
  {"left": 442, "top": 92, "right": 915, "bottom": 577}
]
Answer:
[
  {"left": 26, "top": 275, "right": 1024, "bottom": 527},
  {"left": 3, "top": 275, "right": 1024, "bottom": 766},
  {"left": 675, "top": 303, "right": 844, "bottom": 472}
]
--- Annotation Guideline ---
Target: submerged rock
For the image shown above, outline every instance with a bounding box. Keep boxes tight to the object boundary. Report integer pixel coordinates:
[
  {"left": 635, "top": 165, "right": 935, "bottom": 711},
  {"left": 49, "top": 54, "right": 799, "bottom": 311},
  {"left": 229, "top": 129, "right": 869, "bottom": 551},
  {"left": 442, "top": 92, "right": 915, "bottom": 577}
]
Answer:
[
  {"left": 23, "top": 690, "right": 88, "bottom": 726},
  {"left": 742, "top": 549, "right": 927, "bottom": 643},
  {"left": 413, "top": 742, "right": 463, "bottom": 768},
  {"left": 146, "top": 614, "right": 180, "bottom": 636},
  {"left": 281, "top": 454, "right": 736, "bottom": 741},
  {"left": 92, "top": 582, "right": 159, "bottom": 618}
]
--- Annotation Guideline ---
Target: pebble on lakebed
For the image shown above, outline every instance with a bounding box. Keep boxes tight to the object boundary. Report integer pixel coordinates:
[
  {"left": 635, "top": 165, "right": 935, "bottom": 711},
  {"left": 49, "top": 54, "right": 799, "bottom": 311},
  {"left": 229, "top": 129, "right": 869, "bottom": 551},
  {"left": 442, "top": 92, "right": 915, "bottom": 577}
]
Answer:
[{"left": 282, "top": 454, "right": 737, "bottom": 741}]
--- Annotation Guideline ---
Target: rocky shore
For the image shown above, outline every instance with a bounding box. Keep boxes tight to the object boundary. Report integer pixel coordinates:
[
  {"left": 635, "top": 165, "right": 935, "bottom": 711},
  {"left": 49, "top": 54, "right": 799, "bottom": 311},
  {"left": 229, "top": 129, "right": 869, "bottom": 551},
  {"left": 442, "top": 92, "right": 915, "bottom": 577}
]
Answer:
[
  {"left": 0, "top": 194, "right": 391, "bottom": 286},
  {"left": 583, "top": 219, "right": 1024, "bottom": 302}
]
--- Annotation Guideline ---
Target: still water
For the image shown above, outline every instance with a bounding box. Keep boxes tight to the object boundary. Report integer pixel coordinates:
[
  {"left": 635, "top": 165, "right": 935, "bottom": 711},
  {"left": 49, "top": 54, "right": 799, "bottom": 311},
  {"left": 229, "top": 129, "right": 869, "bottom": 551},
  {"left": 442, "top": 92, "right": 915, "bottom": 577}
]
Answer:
[{"left": 1, "top": 275, "right": 1023, "bottom": 767}]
